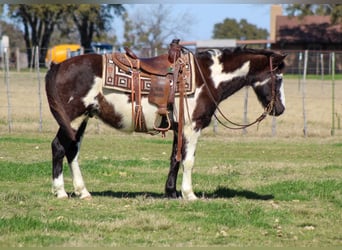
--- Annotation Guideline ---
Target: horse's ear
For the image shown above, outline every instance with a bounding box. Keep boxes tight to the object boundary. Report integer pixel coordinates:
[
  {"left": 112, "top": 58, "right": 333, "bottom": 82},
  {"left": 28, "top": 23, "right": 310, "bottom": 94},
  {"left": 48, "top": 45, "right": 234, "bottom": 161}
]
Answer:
[
  {"left": 280, "top": 53, "right": 287, "bottom": 59},
  {"left": 237, "top": 45, "right": 247, "bottom": 50},
  {"left": 271, "top": 53, "right": 287, "bottom": 66}
]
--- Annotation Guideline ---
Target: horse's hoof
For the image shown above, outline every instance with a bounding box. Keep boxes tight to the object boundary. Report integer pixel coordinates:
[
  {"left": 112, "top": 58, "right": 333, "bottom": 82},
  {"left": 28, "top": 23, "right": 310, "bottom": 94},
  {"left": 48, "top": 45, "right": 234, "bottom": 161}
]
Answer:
[
  {"left": 188, "top": 195, "right": 198, "bottom": 201},
  {"left": 81, "top": 195, "right": 92, "bottom": 200},
  {"left": 57, "top": 194, "right": 69, "bottom": 199},
  {"left": 182, "top": 191, "right": 198, "bottom": 201},
  {"left": 165, "top": 190, "right": 181, "bottom": 199},
  {"left": 76, "top": 189, "right": 91, "bottom": 200},
  {"left": 79, "top": 191, "right": 92, "bottom": 200},
  {"left": 55, "top": 190, "right": 69, "bottom": 199}
]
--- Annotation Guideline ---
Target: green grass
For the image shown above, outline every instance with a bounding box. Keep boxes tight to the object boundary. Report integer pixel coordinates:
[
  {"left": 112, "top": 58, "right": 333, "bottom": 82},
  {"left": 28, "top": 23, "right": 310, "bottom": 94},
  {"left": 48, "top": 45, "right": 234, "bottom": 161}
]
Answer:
[{"left": 0, "top": 132, "right": 341, "bottom": 247}]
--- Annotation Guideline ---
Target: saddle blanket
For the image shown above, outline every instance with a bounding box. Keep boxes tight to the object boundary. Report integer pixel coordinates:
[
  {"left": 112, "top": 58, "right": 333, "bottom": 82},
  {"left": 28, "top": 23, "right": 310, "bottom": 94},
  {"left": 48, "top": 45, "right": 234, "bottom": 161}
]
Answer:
[{"left": 102, "top": 52, "right": 195, "bottom": 96}]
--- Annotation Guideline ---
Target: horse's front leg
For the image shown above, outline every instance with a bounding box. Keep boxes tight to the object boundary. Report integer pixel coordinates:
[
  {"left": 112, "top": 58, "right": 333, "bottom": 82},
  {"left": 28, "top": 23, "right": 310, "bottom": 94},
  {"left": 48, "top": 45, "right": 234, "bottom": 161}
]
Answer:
[
  {"left": 165, "top": 126, "right": 181, "bottom": 198},
  {"left": 181, "top": 125, "right": 201, "bottom": 200}
]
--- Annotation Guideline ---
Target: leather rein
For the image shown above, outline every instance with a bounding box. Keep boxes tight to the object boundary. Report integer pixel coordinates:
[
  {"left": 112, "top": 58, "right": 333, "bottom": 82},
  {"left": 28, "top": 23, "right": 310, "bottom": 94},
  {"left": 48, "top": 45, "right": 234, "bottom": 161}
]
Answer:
[{"left": 181, "top": 47, "right": 278, "bottom": 130}]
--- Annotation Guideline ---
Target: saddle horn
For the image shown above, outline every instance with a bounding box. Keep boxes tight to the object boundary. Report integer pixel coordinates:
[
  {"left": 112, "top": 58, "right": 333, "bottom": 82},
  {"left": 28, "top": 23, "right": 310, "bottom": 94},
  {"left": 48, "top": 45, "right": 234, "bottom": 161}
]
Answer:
[
  {"left": 124, "top": 46, "right": 138, "bottom": 59},
  {"left": 168, "top": 39, "right": 182, "bottom": 63}
]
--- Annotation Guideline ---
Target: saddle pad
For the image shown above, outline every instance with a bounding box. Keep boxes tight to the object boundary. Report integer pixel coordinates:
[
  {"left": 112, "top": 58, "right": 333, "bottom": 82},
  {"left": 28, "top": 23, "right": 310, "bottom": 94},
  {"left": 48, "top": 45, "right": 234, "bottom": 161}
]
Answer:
[
  {"left": 102, "top": 54, "right": 151, "bottom": 94},
  {"left": 102, "top": 52, "right": 196, "bottom": 96}
]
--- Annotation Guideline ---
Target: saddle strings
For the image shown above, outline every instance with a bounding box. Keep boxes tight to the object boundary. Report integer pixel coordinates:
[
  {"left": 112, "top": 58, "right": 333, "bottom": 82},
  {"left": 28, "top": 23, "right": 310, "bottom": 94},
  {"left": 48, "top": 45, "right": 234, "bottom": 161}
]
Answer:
[
  {"left": 170, "top": 50, "right": 186, "bottom": 161},
  {"left": 177, "top": 57, "right": 192, "bottom": 123},
  {"left": 124, "top": 53, "right": 136, "bottom": 125},
  {"left": 182, "top": 46, "right": 277, "bottom": 130},
  {"left": 170, "top": 51, "right": 192, "bottom": 124},
  {"left": 124, "top": 53, "right": 146, "bottom": 132}
]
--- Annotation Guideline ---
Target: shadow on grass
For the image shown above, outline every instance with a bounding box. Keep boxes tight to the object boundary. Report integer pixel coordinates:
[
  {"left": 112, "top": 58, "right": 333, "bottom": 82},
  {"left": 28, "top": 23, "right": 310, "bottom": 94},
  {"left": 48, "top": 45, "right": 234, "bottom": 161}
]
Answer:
[
  {"left": 90, "top": 190, "right": 165, "bottom": 199},
  {"left": 90, "top": 186, "right": 274, "bottom": 200},
  {"left": 204, "top": 186, "right": 274, "bottom": 200}
]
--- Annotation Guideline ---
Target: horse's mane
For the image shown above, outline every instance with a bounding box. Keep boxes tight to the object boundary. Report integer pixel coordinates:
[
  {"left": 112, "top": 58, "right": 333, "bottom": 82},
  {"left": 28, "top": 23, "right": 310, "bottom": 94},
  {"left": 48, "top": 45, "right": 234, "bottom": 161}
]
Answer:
[
  {"left": 222, "top": 46, "right": 275, "bottom": 57},
  {"left": 196, "top": 46, "right": 276, "bottom": 58}
]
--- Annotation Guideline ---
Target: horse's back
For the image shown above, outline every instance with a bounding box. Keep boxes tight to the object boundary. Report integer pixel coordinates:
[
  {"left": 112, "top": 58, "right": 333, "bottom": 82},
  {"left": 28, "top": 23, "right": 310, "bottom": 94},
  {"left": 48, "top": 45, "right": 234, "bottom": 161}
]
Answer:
[{"left": 55, "top": 53, "right": 103, "bottom": 78}]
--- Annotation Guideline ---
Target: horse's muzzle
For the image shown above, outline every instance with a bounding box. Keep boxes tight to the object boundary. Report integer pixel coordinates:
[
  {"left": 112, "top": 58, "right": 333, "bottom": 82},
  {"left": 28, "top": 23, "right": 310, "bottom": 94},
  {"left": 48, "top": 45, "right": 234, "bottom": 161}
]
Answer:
[{"left": 271, "top": 103, "right": 285, "bottom": 116}]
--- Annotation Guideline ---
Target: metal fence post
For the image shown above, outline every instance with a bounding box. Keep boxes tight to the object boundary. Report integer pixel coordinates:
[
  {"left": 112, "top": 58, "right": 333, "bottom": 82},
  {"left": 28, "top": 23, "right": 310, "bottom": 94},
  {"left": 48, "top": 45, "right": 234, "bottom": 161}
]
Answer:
[
  {"left": 331, "top": 52, "right": 335, "bottom": 136},
  {"left": 302, "top": 50, "right": 308, "bottom": 137},
  {"left": 4, "top": 47, "right": 12, "bottom": 133},
  {"left": 35, "top": 46, "right": 43, "bottom": 132}
]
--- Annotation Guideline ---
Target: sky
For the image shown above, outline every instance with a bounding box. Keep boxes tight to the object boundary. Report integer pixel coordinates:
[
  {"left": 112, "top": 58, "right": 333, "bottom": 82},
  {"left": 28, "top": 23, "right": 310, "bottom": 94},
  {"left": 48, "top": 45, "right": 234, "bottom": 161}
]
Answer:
[{"left": 114, "top": 4, "right": 280, "bottom": 44}]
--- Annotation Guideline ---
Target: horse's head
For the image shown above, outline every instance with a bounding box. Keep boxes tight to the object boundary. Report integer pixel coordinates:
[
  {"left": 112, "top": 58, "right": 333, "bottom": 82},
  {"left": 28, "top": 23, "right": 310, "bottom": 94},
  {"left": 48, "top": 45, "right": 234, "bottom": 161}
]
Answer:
[
  {"left": 217, "top": 47, "right": 287, "bottom": 116},
  {"left": 248, "top": 49, "right": 287, "bottom": 116},
  {"left": 197, "top": 47, "right": 286, "bottom": 116}
]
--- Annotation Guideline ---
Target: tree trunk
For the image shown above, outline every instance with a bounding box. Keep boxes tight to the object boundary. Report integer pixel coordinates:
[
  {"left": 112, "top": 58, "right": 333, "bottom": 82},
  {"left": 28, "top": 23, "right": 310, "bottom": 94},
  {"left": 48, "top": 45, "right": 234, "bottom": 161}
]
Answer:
[{"left": 79, "top": 19, "right": 94, "bottom": 53}]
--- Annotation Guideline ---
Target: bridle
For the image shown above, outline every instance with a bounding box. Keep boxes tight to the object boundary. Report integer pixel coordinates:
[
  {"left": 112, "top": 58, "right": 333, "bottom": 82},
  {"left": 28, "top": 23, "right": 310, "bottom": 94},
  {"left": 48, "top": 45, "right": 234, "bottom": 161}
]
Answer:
[{"left": 182, "top": 47, "right": 278, "bottom": 130}]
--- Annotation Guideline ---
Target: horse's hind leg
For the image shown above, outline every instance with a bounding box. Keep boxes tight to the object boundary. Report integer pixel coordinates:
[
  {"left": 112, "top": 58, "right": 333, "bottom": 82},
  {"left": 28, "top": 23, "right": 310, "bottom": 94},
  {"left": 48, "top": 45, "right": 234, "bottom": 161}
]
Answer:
[
  {"left": 65, "top": 118, "right": 91, "bottom": 199},
  {"left": 51, "top": 129, "right": 69, "bottom": 198},
  {"left": 51, "top": 119, "right": 91, "bottom": 199}
]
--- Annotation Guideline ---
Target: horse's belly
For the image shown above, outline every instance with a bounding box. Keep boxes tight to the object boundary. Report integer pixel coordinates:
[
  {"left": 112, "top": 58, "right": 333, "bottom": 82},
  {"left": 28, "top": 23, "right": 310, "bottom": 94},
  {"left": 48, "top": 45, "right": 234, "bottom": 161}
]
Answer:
[
  {"left": 103, "top": 92, "right": 159, "bottom": 131},
  {"left": 85, "top": 77, "right": 198, "bottom": 132}
]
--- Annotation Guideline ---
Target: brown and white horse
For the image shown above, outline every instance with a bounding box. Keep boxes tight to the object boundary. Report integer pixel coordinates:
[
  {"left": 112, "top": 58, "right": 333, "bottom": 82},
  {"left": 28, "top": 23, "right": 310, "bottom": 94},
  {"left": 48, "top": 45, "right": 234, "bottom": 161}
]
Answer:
[{"left": 45, "top": 44, "right": 286, "bottom": 200}]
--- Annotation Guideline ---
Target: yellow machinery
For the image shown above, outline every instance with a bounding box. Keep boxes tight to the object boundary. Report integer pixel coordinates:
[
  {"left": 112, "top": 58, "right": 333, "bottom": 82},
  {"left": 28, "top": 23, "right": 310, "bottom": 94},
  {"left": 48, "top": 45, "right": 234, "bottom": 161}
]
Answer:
[{"left": 45, "top": 44, "right": 82, "bottom": 65}]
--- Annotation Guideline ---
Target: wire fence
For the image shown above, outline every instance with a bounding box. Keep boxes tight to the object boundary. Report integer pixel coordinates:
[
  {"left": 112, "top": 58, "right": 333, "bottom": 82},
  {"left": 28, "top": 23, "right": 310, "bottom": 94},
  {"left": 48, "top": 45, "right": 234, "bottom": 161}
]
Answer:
[
  {"left": 0, "top": 47, "right": 341, "bottom": 138},
  {"left": 284, "top": 50, "right": 342, "bottom": 75}
]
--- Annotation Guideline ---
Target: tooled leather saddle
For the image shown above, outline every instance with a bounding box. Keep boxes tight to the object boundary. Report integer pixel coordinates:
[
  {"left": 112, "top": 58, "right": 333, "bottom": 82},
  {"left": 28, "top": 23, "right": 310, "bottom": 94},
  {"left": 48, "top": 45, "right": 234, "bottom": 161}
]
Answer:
[{"left": 103, "top": 39, "right": 195, "bottom": 133}]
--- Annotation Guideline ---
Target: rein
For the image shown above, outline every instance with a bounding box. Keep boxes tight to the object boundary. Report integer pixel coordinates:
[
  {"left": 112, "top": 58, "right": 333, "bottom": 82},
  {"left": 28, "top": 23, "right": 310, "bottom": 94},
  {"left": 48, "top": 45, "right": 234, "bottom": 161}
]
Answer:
[
  {"left": 213, "top": 56, "right": 277, "bottom": 130},
  {"left": 183, "top": 47, "right": 277, "bottom": 130}
]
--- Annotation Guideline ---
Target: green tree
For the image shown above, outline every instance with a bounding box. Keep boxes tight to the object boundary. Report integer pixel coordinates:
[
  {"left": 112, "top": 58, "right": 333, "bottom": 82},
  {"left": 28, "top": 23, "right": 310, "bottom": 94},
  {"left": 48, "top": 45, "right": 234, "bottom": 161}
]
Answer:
[
  {"left": 285, "top": 4, "right": 342, "bottom": 23},
  {"left": 213, "top": 18, "right": 269, "bottom": 41},
  {"left": 66, "top": 4, "right": 124, "bottom": 52},
  {"left": 4, "top": 4, "right": 66, "bottom": 67},
  {"left": 122, "top": 12, "right": 135, "bottom": 49},
  {"left": 1, "top": 4, "right": 124, "bottom": 67}
]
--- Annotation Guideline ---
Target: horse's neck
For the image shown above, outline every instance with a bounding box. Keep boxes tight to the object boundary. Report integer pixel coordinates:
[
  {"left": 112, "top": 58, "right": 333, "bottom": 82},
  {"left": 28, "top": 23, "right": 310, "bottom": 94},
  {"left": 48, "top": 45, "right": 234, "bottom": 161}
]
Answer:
[
  {"left": 219, "top": 78, "right": 250, "bottom": 102},
  {"left": 194, "top": 54, "right": 250, "bottom": 103},
  {"left": 194, "top": 70, "right": 249, "bottom": 104}
]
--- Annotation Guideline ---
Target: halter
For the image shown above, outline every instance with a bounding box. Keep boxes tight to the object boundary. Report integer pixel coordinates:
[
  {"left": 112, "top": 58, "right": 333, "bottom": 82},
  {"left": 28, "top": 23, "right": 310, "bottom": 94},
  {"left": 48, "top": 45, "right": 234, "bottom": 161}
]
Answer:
[{"left": 183, "top": 47, "right": 278, "bottom": 130}]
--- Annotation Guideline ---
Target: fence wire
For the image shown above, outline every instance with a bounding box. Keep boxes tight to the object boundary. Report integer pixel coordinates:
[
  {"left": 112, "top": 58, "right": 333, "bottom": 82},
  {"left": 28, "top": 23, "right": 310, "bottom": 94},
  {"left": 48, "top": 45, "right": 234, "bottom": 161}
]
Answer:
[{"left": 0, "top": 48, "right": 341, "bottom": 138}]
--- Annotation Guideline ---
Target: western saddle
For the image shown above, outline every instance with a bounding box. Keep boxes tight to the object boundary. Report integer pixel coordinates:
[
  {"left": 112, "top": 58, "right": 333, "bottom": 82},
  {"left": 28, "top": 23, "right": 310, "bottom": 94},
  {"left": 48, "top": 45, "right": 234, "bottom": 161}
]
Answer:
[{"left": 104, "top": 39, "right": 192, "bottom": 135}]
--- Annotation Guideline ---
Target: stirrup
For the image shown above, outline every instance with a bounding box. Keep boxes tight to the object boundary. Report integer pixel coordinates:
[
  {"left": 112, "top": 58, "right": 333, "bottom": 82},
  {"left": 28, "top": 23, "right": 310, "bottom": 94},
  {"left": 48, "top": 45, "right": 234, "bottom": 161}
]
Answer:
[{"left": 153, "top": 112, "right": 171, "bottom": 132}]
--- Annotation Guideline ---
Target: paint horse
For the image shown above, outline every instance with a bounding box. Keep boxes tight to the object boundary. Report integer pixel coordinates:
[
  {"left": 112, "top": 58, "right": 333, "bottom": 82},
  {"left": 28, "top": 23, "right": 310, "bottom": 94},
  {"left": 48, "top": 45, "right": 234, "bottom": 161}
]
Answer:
[{"left": 45, "top": 40, "right": 286, "bottom": 200}]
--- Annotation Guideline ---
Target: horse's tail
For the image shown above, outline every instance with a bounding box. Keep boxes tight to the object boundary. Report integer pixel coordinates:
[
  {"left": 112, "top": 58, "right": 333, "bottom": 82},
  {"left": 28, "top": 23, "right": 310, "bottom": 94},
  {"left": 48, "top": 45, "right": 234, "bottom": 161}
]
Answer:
[{"left": 45, "top": 63, "right": 76, "bottom": 141}]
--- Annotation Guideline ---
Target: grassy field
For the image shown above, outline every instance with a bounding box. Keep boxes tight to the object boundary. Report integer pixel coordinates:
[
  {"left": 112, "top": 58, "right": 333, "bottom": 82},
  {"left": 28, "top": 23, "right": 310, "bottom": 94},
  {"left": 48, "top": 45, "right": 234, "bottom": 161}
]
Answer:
[
  {"left": 0, "top": 71, "right": 341, "bottom": 247},
  {"left": 0, "top": 133, "right": 341, "bottom": 247}
]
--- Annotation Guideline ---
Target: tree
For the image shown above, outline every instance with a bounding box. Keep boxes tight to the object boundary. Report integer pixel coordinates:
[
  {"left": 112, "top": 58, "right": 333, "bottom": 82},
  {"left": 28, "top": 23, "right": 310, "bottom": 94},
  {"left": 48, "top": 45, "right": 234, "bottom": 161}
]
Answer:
[
  {"left": 0, "top": 20, "right": 25, "bottom": 50},
  {"left": 4, "top": 4, "right": 66, "bottom": 67},
  {"left": 1, "top": 4, "right": 125, "bottom": 67},
  {"left": 285, "top": 4, "right": 342, "bottom": 24},
  {"left": 213, "top": 18, "right": 269, "bottom": 41},
  {"left": 66, "top": 4, "right": 124, "bottom": 52},
  {"left": 123, "top": 4, "right": 193, "bottom": 57}
]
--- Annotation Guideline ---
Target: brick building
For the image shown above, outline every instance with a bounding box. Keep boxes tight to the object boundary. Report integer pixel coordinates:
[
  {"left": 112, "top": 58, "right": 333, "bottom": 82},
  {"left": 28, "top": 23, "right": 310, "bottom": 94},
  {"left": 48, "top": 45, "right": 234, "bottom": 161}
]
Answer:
[{"left": 270, "top": 5, "right": 342, "bottom": 74}]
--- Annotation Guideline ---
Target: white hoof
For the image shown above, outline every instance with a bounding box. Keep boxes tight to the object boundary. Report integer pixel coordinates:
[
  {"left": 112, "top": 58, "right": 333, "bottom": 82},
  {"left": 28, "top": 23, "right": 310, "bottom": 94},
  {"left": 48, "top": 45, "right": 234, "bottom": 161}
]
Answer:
[
  {"left": 55, "top": 190, "right": 68, "bottom": 199},
  {"left": 182, "top": 190, "right": 198, "bottom": 201},
  {"left": 77, "top": 189, "right": 92, "bottom": 200},
  {"left": 80, "top": 193, "right": 92, "bottom": 200}
]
